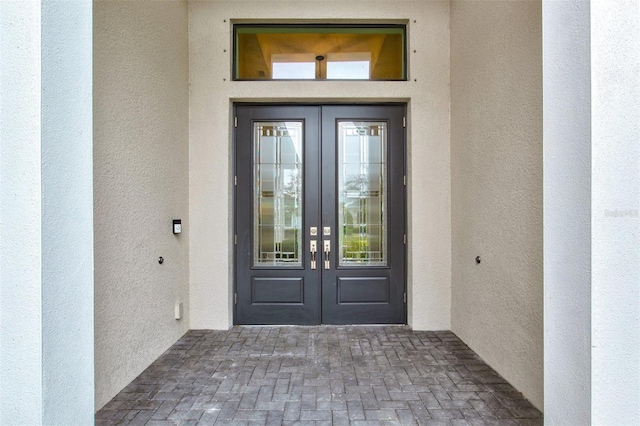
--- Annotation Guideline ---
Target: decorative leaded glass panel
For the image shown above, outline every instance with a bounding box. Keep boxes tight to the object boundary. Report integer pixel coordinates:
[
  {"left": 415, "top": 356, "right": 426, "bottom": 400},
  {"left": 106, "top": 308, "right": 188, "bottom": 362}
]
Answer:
[
  {"left": 253, "top": 122, "right": 303, "bottom": 266},
  {"left": 338, "top": 122, "right": 387, "bottom": 266}
]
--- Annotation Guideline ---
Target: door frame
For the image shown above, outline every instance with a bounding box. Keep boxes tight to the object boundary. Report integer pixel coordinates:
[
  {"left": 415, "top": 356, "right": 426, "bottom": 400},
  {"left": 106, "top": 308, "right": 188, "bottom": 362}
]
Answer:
[{"left": 232, "top": 102, "right": 408, "bottom": 325}]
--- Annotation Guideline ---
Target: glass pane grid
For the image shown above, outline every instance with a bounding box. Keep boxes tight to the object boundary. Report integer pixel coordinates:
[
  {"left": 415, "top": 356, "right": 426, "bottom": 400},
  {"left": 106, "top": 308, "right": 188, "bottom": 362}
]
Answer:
[
  {"left": 338, "top": 122, "right": 387, "bottom": 266},
  {"left": 254, "top": 122, "right": 303, "bottom": 267}
]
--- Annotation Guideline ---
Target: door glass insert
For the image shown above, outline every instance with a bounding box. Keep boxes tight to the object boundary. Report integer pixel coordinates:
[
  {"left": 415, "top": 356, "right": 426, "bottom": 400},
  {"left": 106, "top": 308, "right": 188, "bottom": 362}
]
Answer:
[
  {"left": 338, "top": 121, "right": 387, "bottom": 266},
  {"left": 254, "top": 122, "right": 303, "bottom": 266}
]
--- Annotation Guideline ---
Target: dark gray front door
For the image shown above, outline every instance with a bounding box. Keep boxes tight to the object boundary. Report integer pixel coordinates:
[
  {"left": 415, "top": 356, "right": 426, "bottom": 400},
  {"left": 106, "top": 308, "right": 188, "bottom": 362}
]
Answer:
[{"left": 235, "top": 105, "right": 405, "bottom": 325}]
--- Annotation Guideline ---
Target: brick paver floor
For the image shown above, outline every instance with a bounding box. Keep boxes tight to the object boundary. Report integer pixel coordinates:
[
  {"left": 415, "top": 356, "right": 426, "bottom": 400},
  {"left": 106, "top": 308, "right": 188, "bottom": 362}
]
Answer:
[{"left": 96, "top": 326, "right": 542, "bottom": 425}]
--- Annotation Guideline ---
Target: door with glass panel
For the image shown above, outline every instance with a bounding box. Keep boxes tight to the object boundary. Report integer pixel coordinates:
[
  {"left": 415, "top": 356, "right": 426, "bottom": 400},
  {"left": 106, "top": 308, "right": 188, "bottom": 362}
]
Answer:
[{"left": 235, "top": 105, "right": 405, "bottom": 325}]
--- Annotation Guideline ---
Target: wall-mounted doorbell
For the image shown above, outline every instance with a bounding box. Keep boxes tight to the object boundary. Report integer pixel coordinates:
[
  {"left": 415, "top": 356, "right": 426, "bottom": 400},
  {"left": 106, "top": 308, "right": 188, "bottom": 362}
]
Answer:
[{"left": 173, "top": 219, "right": 182, "bottom": 234}]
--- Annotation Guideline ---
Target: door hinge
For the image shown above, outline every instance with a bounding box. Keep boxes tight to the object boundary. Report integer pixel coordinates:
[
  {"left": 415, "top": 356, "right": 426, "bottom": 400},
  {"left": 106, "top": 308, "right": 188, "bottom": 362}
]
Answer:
[
  {"left": 403, "top": 116, "right": 406, "bottom": 128},
  {"left": 404, "top": 234, "right": 407, "bottom": 245},
  {"left": 234, "top": 116, "right": 238, "bottom": 128},
  {"left": 403, "top": 293, "right": 407, "bottom": 304},
  {"left": 403, "top": 175, "right": 406, "bottom": 186},
  {"left": 234, "top": 293, "right": 237, "bottom": 304},
  {"left": 234, "top": 175, "right": 237, "bottom": 186},
  {"left": 234, "top": 234, "right": 237, "bottom": 245}
]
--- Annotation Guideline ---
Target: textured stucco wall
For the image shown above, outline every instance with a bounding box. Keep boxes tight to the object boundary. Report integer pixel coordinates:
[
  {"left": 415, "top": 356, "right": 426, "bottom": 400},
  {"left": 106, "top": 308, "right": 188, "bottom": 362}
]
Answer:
[
  {"left": 0, "top": 3, "right": 44, "bottom": 423},
  {"left": 189, "top": 0, "right": 451, "bottom": 331},
  {"left": 543, "top": 0, "right": 592, "bottom": 423},
  {"left": 94, "top": 1, "right": 190, "bottom": 410},
  {"left": 41, "top": 1, "right": 95, "bottom": 423},
  {"left": 591, "top": 1, "right": 640, "bottom": 422},
  {"left": 1, "top": 2, "right": 94, "bottom": 422},
  {"left": 450, "top": 0, "right": 543, "bottom": 410}
]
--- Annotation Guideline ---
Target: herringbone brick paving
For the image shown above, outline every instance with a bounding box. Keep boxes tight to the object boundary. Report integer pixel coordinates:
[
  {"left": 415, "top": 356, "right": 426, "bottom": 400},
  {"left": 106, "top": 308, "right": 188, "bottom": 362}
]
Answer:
[{"left": 96, "top": 326, "right": 542, "bottom": 425}]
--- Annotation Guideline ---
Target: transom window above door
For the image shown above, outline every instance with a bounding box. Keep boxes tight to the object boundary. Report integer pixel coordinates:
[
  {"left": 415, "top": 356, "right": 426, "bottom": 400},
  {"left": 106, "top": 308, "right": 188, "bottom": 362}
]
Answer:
[{"left": 233, "top": 24, "right": 406, "bottom": 81}]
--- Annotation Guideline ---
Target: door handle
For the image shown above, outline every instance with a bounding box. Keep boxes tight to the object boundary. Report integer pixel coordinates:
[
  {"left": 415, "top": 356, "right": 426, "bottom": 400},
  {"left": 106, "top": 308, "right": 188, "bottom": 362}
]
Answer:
[
  {"left": 310, "top": 240, "right": 317, "bottom": 270},
  {"left": 323, "top": 240, "right": 331, "bottom": 269}
]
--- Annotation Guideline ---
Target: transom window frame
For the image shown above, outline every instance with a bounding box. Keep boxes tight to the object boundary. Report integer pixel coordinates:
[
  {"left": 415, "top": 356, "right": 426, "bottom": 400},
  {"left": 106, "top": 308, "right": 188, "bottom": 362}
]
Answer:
[{"left": 232, "top": 23, "right": 408, "bottom": 81}]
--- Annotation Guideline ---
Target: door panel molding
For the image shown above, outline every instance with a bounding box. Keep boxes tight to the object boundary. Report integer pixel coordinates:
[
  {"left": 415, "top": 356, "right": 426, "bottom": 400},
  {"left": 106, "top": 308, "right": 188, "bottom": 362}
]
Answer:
[
  {"left": 337, "top": 277, "right": 390, "bottom": 304},
  {"left": 251, "top": 277, "right": 305, "bottom": 305}
]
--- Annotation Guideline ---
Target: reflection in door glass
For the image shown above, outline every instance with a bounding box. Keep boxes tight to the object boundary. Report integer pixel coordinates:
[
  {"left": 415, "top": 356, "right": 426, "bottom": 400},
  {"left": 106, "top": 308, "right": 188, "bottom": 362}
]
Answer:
[
  {"left": 254, "top": 122, "right": 303, "bottom": 266},
  {"left": 338, "top": 122, "right": 387, "bottom": 266}
]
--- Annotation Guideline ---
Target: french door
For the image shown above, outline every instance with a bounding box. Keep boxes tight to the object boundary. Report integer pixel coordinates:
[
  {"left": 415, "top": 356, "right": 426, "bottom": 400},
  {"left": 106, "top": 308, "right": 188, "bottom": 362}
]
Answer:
[{"left": 234, "top": 104, "right": 405, "bottom": 325}]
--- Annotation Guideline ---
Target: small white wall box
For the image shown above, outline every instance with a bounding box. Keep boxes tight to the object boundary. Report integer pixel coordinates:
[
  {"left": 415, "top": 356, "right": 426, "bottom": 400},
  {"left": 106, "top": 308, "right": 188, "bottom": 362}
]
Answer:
[
  {"left": 173, "top": 219, "right": 182, "bottom": 234},
  {"left": 175, "top": 301, "right": 183, "bottom": 320}
]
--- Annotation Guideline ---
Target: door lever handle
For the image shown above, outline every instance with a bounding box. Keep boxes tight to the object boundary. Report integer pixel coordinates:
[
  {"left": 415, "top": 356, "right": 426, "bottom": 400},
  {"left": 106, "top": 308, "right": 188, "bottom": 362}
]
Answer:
[
  {"left": 310, "top": 240, "right": 317, "bottom": 270},
  {"left": 323, "top": 240, "right": 331, "bottom": 269}
]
